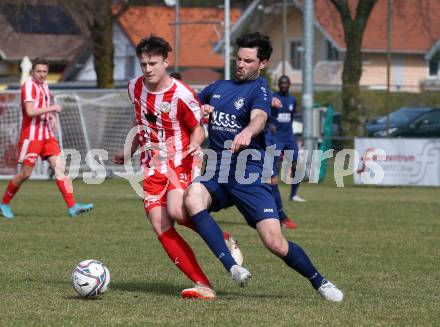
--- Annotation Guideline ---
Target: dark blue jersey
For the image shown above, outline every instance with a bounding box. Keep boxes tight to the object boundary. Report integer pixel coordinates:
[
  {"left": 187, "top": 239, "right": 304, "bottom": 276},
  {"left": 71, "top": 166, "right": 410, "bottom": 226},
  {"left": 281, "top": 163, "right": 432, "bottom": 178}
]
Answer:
[
  {"left": 198, "top": 77, "right": 272, "bottom": 168},
  {"left": 270, "top": 92, "right": 297, "bottom": 139}
]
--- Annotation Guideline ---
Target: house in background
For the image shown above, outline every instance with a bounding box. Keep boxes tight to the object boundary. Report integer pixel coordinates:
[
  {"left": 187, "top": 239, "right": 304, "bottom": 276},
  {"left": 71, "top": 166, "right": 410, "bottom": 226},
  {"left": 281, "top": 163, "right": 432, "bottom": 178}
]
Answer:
[
  {"left": 67, "top": 6, "right": 241, "bottom": 86},
  {"left": 4, "top": 1, "right": 438, "bottom": 92},
  {"left": 0, "top": 2, "right": 86, "bottom": 89},
  {"left": 227, "top": 0, "right": 440, "bottom": 92}
]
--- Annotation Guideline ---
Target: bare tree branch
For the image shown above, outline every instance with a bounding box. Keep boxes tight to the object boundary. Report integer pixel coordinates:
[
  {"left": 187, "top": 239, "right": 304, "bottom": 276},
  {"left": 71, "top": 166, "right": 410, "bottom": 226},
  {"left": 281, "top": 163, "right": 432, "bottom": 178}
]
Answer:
[
  {"left": 354, "top": 0, "right": 376, "bottom": 35},
  {"left": 329, "top": 0, "right": 350, "bottom": 23},
  {"left": 328, "top": 0, "right": 378, "bottom": 137}
]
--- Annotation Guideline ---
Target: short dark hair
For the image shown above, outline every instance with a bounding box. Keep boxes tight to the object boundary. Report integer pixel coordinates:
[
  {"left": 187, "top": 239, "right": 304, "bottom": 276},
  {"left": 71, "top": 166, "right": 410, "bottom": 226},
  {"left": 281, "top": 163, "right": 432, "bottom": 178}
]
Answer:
[
  {"left": 170, "top": 71, "right": 182, "bottom": 80},
  {"left": 32, "top": 58, "right": 49, "bottom": 70},
  {"left": 136, "top": 34, "right": 172, "bottom": 58},
  {"left": 278, "top": 75, "right": 291, "bottom": 83},
  {"left": 235, "top": 32, "right": 273, "bottom": 61}
]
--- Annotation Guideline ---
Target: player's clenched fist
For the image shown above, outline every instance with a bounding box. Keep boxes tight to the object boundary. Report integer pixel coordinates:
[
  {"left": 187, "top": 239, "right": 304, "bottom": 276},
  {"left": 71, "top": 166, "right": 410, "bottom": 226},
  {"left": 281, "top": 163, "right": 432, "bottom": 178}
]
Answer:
[
  {"left": 231, "top": 129, "right": 252, "bottom": 153},
  {"left": 271, "top": 97, "right": 282, "bottom": 109},
  {"left": 201, "top": 104, "right": 214, "bottom": 118}
]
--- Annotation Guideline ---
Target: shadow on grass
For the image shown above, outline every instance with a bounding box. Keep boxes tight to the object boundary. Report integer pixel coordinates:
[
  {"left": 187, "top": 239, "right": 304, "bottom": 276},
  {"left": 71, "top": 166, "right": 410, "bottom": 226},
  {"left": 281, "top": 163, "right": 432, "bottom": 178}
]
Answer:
[
  {"left": 8, "top": 212, "right": 64, "bottom": 219},
  {"left": 56, "top": 279, "right": 182, "bottom": 297},
  {"left": 214, "top": 219, "right": 247, "bottom": 226},
  {"left": 111, "top": 280, "right": 181, "bottom": 296},
  {"left": 64, "top": 295, "right": 104, "bottom": 301},
  {"left": 111, "top": 280, "right": 289, "bottom": 299},
  {"left": 215, "top": 289, "right": 291, "bottom": 300},
  {"left": 57, "top": 278, "right": 293, "bottom": 301}
]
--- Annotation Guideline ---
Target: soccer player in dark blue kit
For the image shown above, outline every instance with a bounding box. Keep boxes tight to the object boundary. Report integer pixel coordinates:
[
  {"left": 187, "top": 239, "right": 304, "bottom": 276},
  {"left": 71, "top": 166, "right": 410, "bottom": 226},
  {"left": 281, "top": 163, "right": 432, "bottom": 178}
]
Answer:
[
  {"left": 266, "top": 75, "right": 305, "bottom": 230},
  {"left": 271, "top": 76, "right": 306, "bottom": 203},
  {"left": 183, "top": 32, "right": 343, "bottom": 301}
]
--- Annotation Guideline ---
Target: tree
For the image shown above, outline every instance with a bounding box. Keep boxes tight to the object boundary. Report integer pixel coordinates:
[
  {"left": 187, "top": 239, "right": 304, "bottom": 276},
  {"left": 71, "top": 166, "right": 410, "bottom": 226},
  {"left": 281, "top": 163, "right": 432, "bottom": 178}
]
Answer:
[
  {"left": 328, "top": 0, "right": 377, "bottom": 137},
  {"left": 60, "top": 0, "right": 256, "bottom": 88},
  {"left": 60, "top": 0, "right": 251, "bottom": 88},
  {"left": 60, "top": 0, "right": 132, "bottom": 88}
]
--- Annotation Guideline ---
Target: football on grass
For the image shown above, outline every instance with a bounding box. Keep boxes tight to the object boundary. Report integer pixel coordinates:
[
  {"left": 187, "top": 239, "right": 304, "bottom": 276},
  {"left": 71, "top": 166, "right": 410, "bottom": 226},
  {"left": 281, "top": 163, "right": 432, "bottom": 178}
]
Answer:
[{"left": 71, "top": 259, "right": 110, "bottom": 298}]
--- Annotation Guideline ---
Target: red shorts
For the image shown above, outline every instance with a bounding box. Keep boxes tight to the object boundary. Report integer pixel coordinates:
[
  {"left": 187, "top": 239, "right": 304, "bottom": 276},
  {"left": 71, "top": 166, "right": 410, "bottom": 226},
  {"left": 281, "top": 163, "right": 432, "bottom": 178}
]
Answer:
[
  {"left": 143, "top": 165, "right": 192, "bottom": 213},
  {"left": 17, "top": 138, "right": 61, "bottom": 167}
]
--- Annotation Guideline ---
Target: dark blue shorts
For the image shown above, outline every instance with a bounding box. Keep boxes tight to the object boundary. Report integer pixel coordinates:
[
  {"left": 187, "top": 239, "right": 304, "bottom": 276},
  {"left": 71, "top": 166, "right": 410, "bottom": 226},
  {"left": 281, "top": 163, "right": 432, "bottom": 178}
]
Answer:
[
  {"left": 265, "top": 135, "right": 299, "bottom": 177},
  {"left": 197, "top": 177, "right": 279, "bottom": 228}
]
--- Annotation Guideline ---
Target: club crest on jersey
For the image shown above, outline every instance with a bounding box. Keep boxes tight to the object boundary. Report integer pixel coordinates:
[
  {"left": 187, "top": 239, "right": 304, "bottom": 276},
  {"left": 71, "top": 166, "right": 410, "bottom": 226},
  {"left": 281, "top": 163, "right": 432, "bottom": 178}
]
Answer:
[
  {"left": 189, "top": 100, "right": 199, "bottom": 109},
  {"left": 160, "top": 102, "right": 171, "bottom": 113},
  {"left": 234, "top": 97, "right": 245, "bottom": 110},
  {"left": 289, "top": 104, "right": 294, "bottom": 111}
]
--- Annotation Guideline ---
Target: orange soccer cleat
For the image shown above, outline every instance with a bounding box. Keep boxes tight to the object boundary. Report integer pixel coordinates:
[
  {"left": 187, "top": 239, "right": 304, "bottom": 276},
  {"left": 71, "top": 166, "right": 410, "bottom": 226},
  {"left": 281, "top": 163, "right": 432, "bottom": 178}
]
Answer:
[
  {"left": 281, "top": 217, "right": 297, "bottom": 229},
  {"left": 181, "top": 283, "right": 217, "bottom": 300}
]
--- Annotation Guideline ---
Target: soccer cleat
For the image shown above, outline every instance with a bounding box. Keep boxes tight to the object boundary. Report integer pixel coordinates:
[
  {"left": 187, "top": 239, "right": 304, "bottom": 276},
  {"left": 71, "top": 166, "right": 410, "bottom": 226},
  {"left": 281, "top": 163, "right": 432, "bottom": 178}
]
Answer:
[
  {"left": 68, "top": 203, "right": 94, "bottom": 217},
  {"left": 281, "top": 217, "right": 297, "bottom": 229},
  {"left": 291, "top": 195, "right": 306, "bottom": 202},
  {"left": 230, "top": 265, "right": 251, "bottom": 287},
  {"left": 0, "top": 204, "right": 14, "bottom": 219},
  {"left": 317, "top": 280, "right": 344, "bottom": 302},
  {"left": 224, "top": 232, "right": 244, "bottom": 265},
  {"left": 181, "top": 283, "right": 216, "bottom": 300}
]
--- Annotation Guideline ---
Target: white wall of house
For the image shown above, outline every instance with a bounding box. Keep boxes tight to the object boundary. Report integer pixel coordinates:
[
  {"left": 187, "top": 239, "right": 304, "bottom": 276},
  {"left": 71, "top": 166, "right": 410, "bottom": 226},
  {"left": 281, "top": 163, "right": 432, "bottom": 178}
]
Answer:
[
  {"left": 75, "top": 23, "right": 140, "bottom": 82},
  {"left": 75, "top": 56, "right": 96, "bottom": 81},
  {"left": 265, "top": 5, "right": 346, "bottom": 88},
  {"left": 254, "top": 3, "right": 438, "bottom": 92},
  {"left": 360, "top": 53, "right": 428, "bottom": 92}
]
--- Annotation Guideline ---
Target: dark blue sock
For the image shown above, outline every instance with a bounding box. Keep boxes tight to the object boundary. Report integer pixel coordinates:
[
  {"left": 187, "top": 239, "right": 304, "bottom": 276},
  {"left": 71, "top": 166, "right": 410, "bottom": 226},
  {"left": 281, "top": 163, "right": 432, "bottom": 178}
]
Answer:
[
  {"left": 282, "top": 241, "right": 324, "bottom": 289},
  {"left": 271, "top": 184, "right": 283, "bottom": 211},
  {"left": 290, "top": 183, "right": 300, "bottom": 198},
  {"left": 190, "top": 209, "right": 236, "bottom": 272},
  {"left": 272, "top": 184, "right": 288, "bottom": 220},
  {"left": 278, "top": 209, "right": 287, "bottom": 220}
]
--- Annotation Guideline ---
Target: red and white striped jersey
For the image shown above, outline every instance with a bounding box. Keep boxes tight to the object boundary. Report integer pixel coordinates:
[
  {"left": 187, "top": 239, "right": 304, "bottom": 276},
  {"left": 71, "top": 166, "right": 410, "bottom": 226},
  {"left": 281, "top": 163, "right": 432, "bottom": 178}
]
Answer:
[
  {"left": 20, "top": 78, "right": 55, "bottom": 141},
  {"left": 128, "top": 76, "right": 202, "bottom": 173}
]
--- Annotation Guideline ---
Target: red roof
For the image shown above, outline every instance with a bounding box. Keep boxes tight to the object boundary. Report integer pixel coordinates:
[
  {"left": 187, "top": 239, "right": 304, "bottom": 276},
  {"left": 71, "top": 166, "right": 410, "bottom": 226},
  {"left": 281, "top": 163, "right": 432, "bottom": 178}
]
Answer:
[
  {"left": 118, "top": 6, "right": 241, "bottom": 67},
  {"left": 309, "top": 0, "right": 440, "bottom": 53}
]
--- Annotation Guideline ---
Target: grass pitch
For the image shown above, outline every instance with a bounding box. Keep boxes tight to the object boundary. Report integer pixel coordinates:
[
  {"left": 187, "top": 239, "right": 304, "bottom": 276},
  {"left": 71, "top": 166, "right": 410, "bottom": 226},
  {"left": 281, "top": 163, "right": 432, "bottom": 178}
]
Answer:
[{"left": 0, "top": 172, "right": 439, "bottom": 326}]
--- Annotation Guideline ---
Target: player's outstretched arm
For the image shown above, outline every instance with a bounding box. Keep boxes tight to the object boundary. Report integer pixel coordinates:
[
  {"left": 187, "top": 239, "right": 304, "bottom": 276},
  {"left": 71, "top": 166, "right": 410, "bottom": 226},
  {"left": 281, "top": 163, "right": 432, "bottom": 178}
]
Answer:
[
  {"left": 113, "top": 118, "right": 140, "bottom": 164},
  {"left": 48, "top": 113, "right": 57, "bottom": 131},
  {"left": 113, "top": 135, "right": 140, "bottom": 164},
  {"left": 231, "top": 109, "right": 268, "bottom": 153},
  {"left": 25, "top": 102, "right": 62, "bottom": 117}
]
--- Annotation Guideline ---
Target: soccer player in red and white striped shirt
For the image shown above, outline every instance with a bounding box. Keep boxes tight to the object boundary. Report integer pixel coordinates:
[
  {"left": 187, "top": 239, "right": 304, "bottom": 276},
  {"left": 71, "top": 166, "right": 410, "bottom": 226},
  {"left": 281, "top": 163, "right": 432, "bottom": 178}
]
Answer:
[
  {"left": 113, "top": 35, "right": 242, "bottom": 300},
  {"left": 0, "top": 59, "right": 93, "bottom": 219}
]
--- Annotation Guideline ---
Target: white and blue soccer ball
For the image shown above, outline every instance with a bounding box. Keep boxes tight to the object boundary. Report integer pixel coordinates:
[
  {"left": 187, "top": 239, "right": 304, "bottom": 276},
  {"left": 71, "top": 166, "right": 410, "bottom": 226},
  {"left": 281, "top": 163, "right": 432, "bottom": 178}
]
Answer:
[{"left": 71, "top": 259, "right": 110, "bottom": 298}]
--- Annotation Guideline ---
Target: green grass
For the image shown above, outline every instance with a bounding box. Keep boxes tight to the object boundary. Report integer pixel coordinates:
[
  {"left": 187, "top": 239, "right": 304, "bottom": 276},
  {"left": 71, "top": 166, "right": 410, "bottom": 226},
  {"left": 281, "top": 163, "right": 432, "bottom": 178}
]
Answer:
[{"left": 0, "top": 174, "right": 439, "bottom": 326}]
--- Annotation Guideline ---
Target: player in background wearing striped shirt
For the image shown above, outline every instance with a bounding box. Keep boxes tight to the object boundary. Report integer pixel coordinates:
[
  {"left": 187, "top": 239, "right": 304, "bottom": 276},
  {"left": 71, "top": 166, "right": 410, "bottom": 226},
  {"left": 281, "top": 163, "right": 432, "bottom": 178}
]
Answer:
[
  {"left": 0, "top": 59, "right": 93, "bottom": 219},
  {"left": 113, "top": 35, "right": 242, "bottom": 300}
]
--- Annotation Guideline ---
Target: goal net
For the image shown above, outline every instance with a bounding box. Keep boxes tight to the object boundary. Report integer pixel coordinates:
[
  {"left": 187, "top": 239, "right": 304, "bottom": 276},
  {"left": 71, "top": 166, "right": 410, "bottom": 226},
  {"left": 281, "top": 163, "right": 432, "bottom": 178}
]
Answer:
[{"left": 0, "top": 90, "right": 139, "bottom": 180}]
